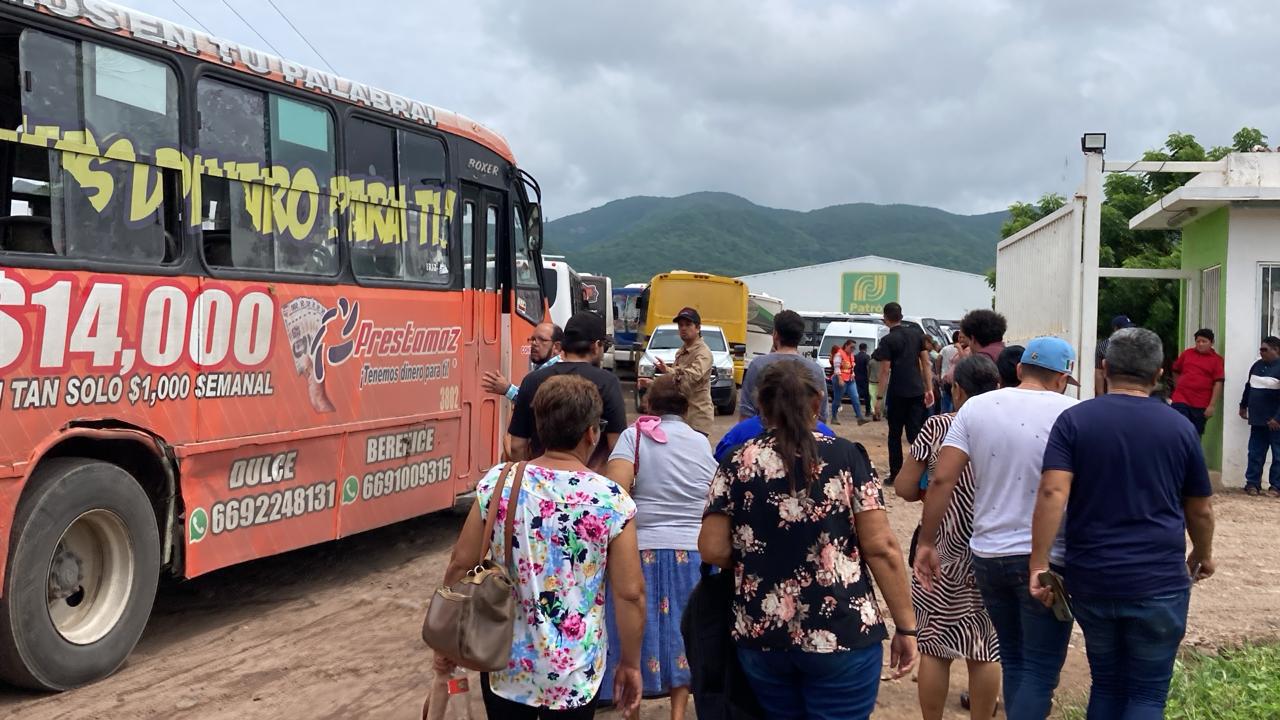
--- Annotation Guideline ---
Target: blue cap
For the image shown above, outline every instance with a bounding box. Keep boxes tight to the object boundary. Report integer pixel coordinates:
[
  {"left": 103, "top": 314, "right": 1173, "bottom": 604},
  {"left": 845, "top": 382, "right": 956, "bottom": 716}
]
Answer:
[{"left": 1021, "top": 336, "right": 1080, "bottom": 385}]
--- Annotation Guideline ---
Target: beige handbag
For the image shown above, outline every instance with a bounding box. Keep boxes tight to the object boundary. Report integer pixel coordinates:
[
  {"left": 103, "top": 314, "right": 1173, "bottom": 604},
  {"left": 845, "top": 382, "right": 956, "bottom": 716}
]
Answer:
[{"left": 422, "top": 461, "right": 525, "bottom": 671}]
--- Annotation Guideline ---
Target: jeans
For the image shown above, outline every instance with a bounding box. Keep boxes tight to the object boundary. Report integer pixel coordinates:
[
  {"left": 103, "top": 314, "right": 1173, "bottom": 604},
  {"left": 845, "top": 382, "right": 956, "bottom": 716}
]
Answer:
[
  {"left": 737, "top": 644, "right": 883, "bottom": 720},
  {"left": 481, "top": 673, "right": 599, "bottom": 719},
  {"left": 1073, "top": 590, "right": 1190, "bottom": 720},
  {"left": 941, "top": 383, "right": 954, "bottom": 413},
  {"left": 886, "top": 395, "right": 927, "bottom": 480},
  {"left": 856, "top": 377, "right": 871, "bottom": 415},
  {"left": 831, "top": 378, "right": 864, "bottom": 420},
  {"left": 1245, "top": 425, "right": 1280, "bottom": 490},
  {"left": 971, "top": 555, "right": 1073, "bottom": 720}
]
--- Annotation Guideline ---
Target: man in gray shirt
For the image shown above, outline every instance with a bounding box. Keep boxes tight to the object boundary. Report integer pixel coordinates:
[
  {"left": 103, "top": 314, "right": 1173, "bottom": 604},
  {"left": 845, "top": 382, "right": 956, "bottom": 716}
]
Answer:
[{"left": 738, "top": 309, "right": 828, "bottom": 421}]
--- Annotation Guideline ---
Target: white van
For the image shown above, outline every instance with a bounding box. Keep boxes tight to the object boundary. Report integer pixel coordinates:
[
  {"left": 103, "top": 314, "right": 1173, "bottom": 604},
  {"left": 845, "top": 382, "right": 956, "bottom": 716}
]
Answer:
[
  {"left": 746, "top": 292, "right": 785, "bottom": 366},
  {"left": 817, "top": 321, "right": 889, "bottom": 375}
]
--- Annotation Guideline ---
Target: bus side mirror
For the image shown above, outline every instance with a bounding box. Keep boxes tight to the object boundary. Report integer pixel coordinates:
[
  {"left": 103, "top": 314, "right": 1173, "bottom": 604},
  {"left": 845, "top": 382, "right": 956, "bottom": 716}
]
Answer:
[{"left": 732, "top": 343, "right": 747, "bottom": 358}]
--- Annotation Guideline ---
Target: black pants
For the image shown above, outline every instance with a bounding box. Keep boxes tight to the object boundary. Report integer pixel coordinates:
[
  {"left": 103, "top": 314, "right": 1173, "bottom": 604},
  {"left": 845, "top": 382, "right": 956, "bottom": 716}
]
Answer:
[
  {"left": 481, "top": 673, "right": 598, "bottom": 719},
  {"left": 886, "top": 395, "right": 927, "bottom": 481},
  {"left": 1171, "top": 402, "right": 1207, "bottom": 436},
  {"left": 856, "top": 377, "right": 871, "bottom": 415}
]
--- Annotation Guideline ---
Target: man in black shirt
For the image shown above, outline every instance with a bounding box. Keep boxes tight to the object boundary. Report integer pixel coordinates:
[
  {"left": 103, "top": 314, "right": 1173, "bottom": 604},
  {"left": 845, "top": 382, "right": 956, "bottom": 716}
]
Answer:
[
  {"left": 507, "top": 311, "right": 627, "bottom": 469},
  {"left": 872, "top": 302, "right": 933, "bottom": 483},
  {"left": 854, "top": 343, "right": 872, "bottom": 417}
]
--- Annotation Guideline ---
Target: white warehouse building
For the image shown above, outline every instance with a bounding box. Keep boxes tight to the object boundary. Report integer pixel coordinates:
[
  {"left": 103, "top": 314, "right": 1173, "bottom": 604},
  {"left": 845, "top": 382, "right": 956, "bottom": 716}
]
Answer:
[{"left": 737, "top": 255, "right": 993, "bottom": 320}]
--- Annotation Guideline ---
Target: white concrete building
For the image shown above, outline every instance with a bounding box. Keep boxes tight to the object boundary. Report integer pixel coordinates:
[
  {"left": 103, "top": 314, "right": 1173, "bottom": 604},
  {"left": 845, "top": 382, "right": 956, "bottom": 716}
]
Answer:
[{"left": 737, "top": 255, "right": 993, "bottom": 320}]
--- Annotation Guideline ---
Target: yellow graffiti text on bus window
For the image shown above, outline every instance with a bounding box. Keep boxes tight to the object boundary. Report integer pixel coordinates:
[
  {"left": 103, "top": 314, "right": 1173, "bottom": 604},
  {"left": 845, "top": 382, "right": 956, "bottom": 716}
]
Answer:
[{"left": 1, "top": 126, "right": 455, "bottom": 251}]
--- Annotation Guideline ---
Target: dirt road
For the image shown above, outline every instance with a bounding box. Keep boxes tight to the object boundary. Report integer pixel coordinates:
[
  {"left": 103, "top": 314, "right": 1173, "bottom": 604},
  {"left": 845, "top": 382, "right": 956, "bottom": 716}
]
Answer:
[{"left": 3, "top": 400, "right": 1278, "bottom": 719}]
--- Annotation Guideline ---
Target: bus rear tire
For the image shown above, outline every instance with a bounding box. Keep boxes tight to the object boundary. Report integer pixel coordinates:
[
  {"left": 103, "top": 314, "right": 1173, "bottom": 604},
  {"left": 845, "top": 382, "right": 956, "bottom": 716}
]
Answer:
[{"left": 0, "top": 458, "right": 160, "bottom": 691}]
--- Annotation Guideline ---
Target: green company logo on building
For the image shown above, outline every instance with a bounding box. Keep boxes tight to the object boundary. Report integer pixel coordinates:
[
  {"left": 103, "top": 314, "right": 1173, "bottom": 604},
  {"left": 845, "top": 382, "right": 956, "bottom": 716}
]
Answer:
[
  {"left": 841, "top": 272, "right": 900, "bottom": 313},
  {"left": 188, "top": 507, "right": 208, "bottom": 543},
  {"left": 342, "top": 476, "right": 360, "bottom": 505}
]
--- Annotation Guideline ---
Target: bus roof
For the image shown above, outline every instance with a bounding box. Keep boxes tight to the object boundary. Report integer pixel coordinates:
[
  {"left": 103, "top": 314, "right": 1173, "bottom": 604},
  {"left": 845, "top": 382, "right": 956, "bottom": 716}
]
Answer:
[
  {"left": 13, "top": 0, "right": 515, "bottom": 163},
  {"left": 652, "top": 270, "right": 744, "bottom": 287}
]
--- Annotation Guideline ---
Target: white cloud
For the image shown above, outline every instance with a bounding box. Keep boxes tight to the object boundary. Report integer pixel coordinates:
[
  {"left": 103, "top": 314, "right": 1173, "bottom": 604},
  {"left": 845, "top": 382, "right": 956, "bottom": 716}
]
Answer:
[{"left": 119, "top": 0, "right": 1280, "bottom": 219}]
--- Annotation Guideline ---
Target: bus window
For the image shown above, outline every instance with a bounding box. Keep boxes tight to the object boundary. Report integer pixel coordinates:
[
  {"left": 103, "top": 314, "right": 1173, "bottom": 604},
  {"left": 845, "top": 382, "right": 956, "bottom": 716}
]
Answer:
[
  {"left": 197, "top": 79, "right": 337, "bottom": 275},
  {"left": 346, "top": 118, "right": 401, "bottom": 279},
  {"left": 398, "top": 131, "right": 446, "bottom": 188},
  {"left": 399, "top": 131, "right": 451, "bottom": 285},
  {"left": 82, "top": 43, "right": 178, "bottom": 157},
  {"left": 270, "top": 95, "right": 333, "bottom": 189},
  {"left": 5, "top": 30, "right": 178, "bottom": 263},
  {"left": 268, "top": 95, "right": 336, "bottom": 274},
  {"left": 512, "top": 204, "right": 541, "bottom": 321},
  {"left": 19, "top": 29, "right": 78, "bottom": 133},
  {"left": 484, "top": 204, "right": 498, "bottom": 291},
  {"left": 461, "top": 200, "right": 475, "bottom": 287}
]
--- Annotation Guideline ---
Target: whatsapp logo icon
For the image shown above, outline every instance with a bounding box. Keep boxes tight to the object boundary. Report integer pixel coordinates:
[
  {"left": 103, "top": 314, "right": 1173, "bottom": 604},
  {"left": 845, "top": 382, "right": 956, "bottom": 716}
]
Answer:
[
  {"left": 189, "top": 507, "right": 209, "bottom": 543},
  {"left": 342, "top": 476, "right": 359, "bottom": 505}
]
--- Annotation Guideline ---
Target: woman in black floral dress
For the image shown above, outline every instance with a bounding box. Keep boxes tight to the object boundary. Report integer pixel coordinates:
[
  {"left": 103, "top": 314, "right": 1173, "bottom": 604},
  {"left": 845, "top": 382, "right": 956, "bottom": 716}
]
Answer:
[{"left": 699, "top": 362, "right": 918, "bottom": 720}]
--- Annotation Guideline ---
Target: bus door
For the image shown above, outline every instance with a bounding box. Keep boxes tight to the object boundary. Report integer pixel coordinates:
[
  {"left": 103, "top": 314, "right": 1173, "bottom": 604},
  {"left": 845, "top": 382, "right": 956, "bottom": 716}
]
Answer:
[
  {"left": 507, "top": 194, "right": 544, "bottom": 422},
  {"left": 460, "top": 183, "right": 501, "bottom": 483}
]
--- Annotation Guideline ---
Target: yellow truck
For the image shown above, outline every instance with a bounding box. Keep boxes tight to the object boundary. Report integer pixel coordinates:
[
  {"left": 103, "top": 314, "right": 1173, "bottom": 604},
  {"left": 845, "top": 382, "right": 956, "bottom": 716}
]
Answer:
[{"left": 637, "top": 271, "right": 749, "bottom": 385}]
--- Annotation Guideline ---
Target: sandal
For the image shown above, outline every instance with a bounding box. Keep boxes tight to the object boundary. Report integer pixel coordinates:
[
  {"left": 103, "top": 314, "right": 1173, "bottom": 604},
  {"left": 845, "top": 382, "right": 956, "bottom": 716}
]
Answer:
[
  {"left": 1269, "top": 488, "right": 1280, "bottom": 499},
  {"left": 1245, "top": 486, "right": 1261, "bottom": 496}
]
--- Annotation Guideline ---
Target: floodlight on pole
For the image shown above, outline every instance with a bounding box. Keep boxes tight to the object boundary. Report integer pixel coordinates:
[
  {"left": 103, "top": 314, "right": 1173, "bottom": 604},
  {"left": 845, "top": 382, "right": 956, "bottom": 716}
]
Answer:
[{"left": 1081, "top": 133, "right": 1107, "bottom": 154}]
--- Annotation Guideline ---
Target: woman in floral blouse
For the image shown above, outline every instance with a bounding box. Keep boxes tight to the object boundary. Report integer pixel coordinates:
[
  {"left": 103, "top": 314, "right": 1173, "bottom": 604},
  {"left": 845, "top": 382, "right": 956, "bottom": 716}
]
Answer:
[
  {"left": 699, "top": 362, "right": 918, "bottom": 720},
  {"left": 437, "top": 375, "right": 645, "bottom": 719}
]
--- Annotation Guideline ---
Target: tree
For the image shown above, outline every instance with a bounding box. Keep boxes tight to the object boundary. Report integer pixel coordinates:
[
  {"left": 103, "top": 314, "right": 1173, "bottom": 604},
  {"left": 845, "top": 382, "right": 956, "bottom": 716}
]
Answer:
[
  {"left": 1002, "top": 127, "right": 1266, "bottom": 363},
  {"left": 1000, "top": 193, "right": 1066, "bottom": 239}
]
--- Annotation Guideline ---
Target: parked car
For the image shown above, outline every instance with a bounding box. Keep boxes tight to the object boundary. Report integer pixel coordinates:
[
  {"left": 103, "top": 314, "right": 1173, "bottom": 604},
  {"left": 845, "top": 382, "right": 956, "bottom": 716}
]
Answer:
[{"left": 635, "top": 323, "right": 741, "bottom": 415}]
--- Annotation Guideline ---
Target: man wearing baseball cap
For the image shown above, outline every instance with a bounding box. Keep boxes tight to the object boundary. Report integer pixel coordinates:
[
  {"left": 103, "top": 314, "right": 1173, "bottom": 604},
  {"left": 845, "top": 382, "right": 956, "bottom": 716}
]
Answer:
[
  {"left": 507, "top": 311, "right": 627, "bottom": 468},
  {"left": 915, "top": 336, "right": 1079, "bottom": 718},
  {"left": 649, "top": 307, "right": 714, "bottom": 435}
]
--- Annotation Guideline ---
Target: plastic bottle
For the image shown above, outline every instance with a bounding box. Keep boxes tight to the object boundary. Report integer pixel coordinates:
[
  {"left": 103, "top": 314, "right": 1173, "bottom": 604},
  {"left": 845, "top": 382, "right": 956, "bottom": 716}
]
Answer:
[{"left": 423, "top": 669, "right": 473, "bottom": 720}]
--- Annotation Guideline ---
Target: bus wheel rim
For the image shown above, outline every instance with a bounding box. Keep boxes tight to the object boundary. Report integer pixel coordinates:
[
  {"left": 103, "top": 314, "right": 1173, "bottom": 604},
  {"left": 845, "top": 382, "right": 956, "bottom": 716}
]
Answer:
[{"left": 45, "top": 510, "right": 135, "bottom": 645}]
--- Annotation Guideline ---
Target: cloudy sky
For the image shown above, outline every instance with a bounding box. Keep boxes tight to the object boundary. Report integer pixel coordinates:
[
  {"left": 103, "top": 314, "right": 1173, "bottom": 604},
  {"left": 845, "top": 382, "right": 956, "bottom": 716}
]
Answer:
[{"left": 127, "top": 0, "right": 1280, "bottom": 220}]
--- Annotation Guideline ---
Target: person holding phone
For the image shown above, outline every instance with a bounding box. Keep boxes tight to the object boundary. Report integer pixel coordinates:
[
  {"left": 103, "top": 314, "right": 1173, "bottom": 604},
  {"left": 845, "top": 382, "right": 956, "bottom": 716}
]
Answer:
[{"left": 1030, "top": 327, "right": 1216, "bottom": 718}]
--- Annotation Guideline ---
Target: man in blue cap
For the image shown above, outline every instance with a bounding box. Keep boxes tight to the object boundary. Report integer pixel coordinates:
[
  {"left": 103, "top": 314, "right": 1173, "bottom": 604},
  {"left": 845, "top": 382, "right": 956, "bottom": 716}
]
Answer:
[{"left": 915, "top": 336, "right": 1079, "bottom": 719}]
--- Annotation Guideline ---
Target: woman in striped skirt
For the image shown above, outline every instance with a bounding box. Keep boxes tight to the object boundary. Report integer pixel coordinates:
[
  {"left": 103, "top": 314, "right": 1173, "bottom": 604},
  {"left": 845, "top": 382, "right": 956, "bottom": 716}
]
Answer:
[{"left": 897, "top": 354, "right": 1002, "bottom": 720}]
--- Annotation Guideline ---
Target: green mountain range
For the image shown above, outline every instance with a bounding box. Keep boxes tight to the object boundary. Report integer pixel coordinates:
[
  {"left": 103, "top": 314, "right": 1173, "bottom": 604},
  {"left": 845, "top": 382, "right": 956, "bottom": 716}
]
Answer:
[{"left": 545, "top": 192, "right": 1008, "bottom": 285}]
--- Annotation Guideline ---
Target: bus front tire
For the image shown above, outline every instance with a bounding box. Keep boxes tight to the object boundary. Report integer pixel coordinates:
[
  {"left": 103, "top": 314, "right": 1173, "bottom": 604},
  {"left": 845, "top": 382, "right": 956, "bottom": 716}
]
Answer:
[{"left": 0, "top": 458, "right": 160, "bottom": 691}]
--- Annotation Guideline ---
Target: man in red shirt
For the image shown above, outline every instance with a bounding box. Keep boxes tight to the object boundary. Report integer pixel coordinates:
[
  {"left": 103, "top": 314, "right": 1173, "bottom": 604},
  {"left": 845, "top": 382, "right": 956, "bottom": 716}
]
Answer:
[{"left": 1171, "top": 328, "right": 1226, "bottom": 436}]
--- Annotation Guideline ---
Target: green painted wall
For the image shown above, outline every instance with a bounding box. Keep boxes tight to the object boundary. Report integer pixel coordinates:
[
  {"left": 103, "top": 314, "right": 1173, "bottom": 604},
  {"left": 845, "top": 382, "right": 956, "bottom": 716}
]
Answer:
[{"left": 1180, "top": 207, "right": 1229, "bottom": 469}]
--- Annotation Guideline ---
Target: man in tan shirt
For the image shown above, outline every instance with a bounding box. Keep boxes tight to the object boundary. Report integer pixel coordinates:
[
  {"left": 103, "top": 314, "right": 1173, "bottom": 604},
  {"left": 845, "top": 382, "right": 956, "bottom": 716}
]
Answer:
[{"left": 654, "top": 306, "right": 714, "bottom": 434}]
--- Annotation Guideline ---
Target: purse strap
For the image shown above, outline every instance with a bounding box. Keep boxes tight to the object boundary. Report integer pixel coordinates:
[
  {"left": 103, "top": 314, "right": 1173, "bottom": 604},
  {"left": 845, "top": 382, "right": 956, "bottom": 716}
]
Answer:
[
  {"left": 501, "top": 462, "right": 528, "bottom": 568},
  {"left": 477, "top": 462, "right": 515, "bottom": 567}
]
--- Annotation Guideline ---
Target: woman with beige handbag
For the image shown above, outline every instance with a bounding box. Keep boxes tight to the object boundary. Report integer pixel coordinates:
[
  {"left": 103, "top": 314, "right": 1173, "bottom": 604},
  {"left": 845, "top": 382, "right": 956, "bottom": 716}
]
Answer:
[{"left": 434, "top": 375, "right": 646, "bottom": 719}]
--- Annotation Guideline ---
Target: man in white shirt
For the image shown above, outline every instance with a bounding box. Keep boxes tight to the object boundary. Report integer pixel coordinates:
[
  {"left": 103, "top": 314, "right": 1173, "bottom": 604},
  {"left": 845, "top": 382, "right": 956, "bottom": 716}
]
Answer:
[{"left": 914, "top": 336, "right": 1079, "bottom": 720}]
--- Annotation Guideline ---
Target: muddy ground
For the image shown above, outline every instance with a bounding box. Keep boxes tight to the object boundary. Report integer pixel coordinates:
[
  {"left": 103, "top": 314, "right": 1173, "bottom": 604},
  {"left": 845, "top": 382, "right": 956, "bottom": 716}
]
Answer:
[{"left": 3, "top": 393, "right": 1278, "bottom": 719}]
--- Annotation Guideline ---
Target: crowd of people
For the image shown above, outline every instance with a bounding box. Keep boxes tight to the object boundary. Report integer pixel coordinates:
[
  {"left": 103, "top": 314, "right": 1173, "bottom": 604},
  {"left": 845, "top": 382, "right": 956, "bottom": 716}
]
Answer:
[{"left": 429, "top": 300, "right": 1232, "bottom": 719}]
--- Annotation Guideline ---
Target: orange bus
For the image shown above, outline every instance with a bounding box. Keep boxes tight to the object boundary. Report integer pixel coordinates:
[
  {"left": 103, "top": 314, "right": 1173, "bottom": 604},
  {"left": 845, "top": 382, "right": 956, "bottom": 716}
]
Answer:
[{"left": 0, "top": 1, "right": 548, "bottom": 690}]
